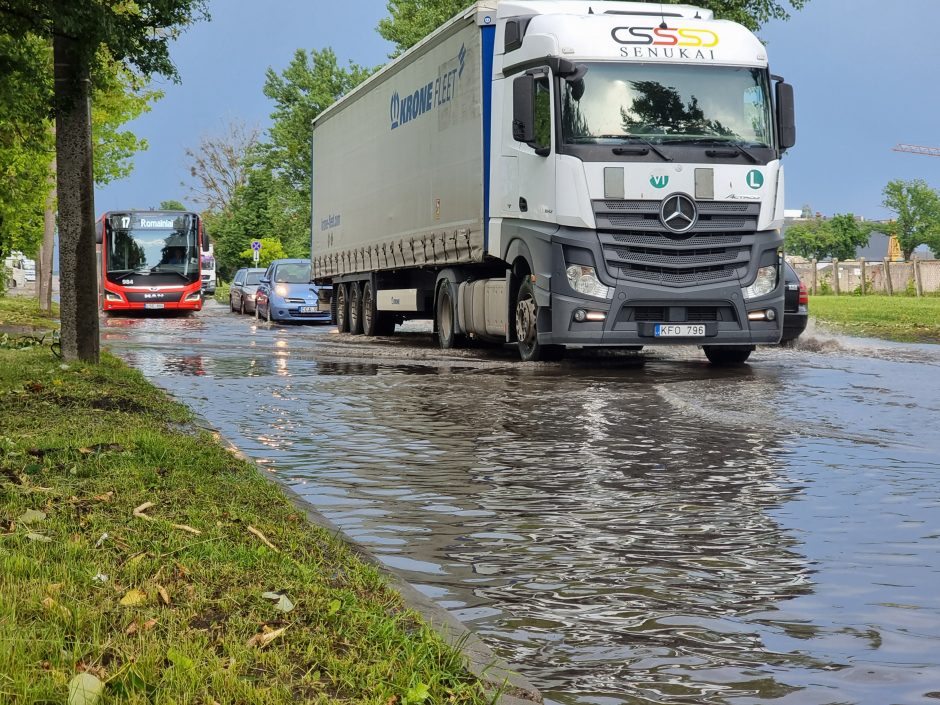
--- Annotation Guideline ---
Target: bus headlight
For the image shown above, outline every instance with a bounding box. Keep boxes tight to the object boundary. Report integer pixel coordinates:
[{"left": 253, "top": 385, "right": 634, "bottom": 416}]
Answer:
[
  {"left": 184, "top": 291, "right": 202, "bottom": 302},
  {"left": 105, "top": 292, "right": 122, "bottom": 302},
  {"left": 566, "top": 265, "right": 612, "bottom": 299},
  {"left": 743, "top": 265, "right": 778, "bottom": 300}
]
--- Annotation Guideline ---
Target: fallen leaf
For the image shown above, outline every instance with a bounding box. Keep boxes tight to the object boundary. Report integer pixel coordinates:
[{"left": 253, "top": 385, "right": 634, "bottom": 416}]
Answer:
[
  {"left": 261, "top": 591, "right": 294, "bottom": 613},
  {"left": 119, "top": 589, "right": 147, "bottom": 607},
  {"left": 26, "top": 532, "right": 52, "bottom": 543},
  {"left": 67, "top": 672, "right": 104, "bottom": 705},
  {"left": 132, "top": 502, "right": 154, "bottom": 521},
  {"left": 142, "top": 618, "right": 158, "bottom": 631},
  {"left": 92, "top": 573, "right": 109, "bottom": 584},
  {"left": 246, "top": 625, "right": 288, "bottom": 648},
  {"left": 171, "top": 523, "right": 201, "bottom": 535},
  {"left": 247, "top": 525, "right": 278, "bottom": 552},
  {"left": 166, "top": 647, "right": 194, "bottom": 670},
  {"left": 93, "top": 492, "right": 114, "bottom": 502},
  {"left": 41, "top": 596, "right": 56, "bottom": 610},
  {"left": 127, "top": 553, "right": 147, "bottom": 566},
  {"left": 327, "top": 599, "right": 341, "bottom": 616},
  {"left": 18, "top": 509, "right": 46, "bottom": 523},
  {"left": 156, "top": 585, "right": 171, "bottom": 605},
  {"left": 94, "top": 533, "right": 108, "bottom": 548},
  {"left": 47, "top": 582, "right": 64, "bottom": 593},
  {"left": 125, "top": 621, "right": 138, "bottom": 636}
]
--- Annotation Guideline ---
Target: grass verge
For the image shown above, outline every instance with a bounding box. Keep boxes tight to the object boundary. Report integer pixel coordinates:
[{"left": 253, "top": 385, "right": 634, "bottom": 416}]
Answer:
[
  {"left": 0, "top": 295, "right": 59, "bottom": 331},
  {"left": 810, "top": 294, "right": 940, "bottom": 343},
  {"left": 0, "top": 341, "right": 489, "bottom": 704}
]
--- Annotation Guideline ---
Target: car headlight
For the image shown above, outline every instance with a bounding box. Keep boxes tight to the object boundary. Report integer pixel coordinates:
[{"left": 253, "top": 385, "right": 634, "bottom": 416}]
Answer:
[
  {"left": 743, "top": 265, "right": 778, "bottom": 300},
  {"left": 275, "top": 284, "right": 289, "bottom": 297},
  {"left": 566, "top": 265, "right": 611, "bottom": 299}
]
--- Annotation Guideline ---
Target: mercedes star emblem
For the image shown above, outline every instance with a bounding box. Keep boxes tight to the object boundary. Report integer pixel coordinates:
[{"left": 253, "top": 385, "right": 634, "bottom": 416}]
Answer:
[{"left": 660, "top": 193, "right": 698, "bottom": 234}]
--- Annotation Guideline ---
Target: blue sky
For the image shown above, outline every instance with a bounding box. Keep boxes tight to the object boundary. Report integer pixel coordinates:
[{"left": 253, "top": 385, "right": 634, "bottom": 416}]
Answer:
[{"left": 94, "top": 0, "right": 940, "bottom": 221}]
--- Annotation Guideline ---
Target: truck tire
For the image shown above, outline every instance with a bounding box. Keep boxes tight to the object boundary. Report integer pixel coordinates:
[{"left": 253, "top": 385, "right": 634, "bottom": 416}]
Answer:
[
  {"left": 336, "top": 283, "right": 350, "bottom": 333},
  {"left": 361, "top": 281, "right": 394, "bottom": 336},
  {"left": 348, "top": 282, "right": 364, "bottom": 335},
  {"left": 703, "top": 345, "right": 753, "bottom": 365},
  {"left": 515, "top": 278, "right": 563, "bottom": 362},
  {"left": 435, "top": 281, "right": 463, "bottom": 349}
]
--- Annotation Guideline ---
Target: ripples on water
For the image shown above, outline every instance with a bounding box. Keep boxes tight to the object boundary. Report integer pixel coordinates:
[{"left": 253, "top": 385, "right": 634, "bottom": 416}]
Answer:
[{"left": 108, "top": 311, "right": 940, "bottom": 704}]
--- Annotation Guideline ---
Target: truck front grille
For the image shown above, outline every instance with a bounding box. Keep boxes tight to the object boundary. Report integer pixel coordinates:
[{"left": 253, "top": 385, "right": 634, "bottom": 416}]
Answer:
[{"left": 594, "top": 199, "right": 760, "bottom": 287}]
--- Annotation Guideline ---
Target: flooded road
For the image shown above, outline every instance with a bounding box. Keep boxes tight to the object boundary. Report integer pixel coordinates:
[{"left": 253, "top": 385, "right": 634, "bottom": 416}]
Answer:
[{"left": 104, "top": 301, "right": 940, "bottom": 705}]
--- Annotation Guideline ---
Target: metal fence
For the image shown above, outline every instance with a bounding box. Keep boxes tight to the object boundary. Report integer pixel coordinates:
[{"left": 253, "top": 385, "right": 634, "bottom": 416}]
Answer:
[{"left": 791, "top": 259, "right": 940, "bottom": 296}]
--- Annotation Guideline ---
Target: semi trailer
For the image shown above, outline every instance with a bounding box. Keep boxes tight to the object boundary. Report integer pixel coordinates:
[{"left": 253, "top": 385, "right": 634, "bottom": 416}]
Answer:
[{"left": 311, "top": 0, "right": 796, "bottom": 363}]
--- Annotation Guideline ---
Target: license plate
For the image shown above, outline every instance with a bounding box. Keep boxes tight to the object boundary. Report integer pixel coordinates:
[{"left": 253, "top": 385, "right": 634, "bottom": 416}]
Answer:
[
  {"left": 299, "top": 306, "right": 316, "bottom": 313},
  {"left": 655, "top": 324, "right": 705, "bottom": 337},
  {"left": 144, "top": 303, "right": 165, "bottom": 310}
]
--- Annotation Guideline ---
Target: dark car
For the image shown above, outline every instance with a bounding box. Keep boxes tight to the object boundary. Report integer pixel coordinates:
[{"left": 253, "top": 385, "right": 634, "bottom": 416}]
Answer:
[
  {"left": 781, "top": 261, "right": 809, "bottom": 344},
  {"left": 255, "top": 259, "right": 332, "bottom": 324},
  {"left": 229, "top": 267, "right": 266, "bottom": 314}
]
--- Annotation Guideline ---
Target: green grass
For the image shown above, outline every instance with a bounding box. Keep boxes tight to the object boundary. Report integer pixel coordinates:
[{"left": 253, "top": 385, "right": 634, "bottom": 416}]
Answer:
[
  {"left": 0, "top": 343, "right": 489, "bottom": 704},
  {"left": 810, "top": 294, "right": 940, "bottom": 343},
  {"left": 0, "top": 295, "right": 59, "bottom": 331},
  {"left": 214, "top": 281, "right": 230, "bottom": 305}
]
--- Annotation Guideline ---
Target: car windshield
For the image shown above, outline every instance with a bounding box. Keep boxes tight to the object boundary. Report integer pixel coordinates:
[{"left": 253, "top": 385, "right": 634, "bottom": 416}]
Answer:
[
  {"left": 562, "top": 63, "right": 774, "bottom": 147},
  {"left": 275, "top": 263, "right": 311, "bottom": 283},
  {"left": 245, "top": 272, "right": 263, "bottom": 285},
  {"left": 106, "top": 213, "right": 199, "bottom": 281}
]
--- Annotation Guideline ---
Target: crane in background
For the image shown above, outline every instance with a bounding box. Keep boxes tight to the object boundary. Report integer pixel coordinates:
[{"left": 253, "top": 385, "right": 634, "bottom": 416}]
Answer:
[{"left": 893, "top": 143, "right": 940, "bottom": 157}]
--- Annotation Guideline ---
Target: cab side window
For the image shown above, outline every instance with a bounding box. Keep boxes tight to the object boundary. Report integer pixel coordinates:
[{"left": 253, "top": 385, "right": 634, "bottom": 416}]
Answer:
[{"left": 533, "top": 76, "right": 552, "bottom": 152}]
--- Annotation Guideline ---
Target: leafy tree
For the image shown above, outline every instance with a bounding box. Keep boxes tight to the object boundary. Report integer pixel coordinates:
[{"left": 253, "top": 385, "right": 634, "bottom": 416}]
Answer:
[
  {"left": 785, "top": 213, "right": 872, "bottom": 261},
  {"left": 160, "top": 200, "right": 186, "bottom": 211},
  {"left": 881, "top": 179, "right": 940, "bottom": 260},
  {"left": 377, "top": 0, "right": 809, "bottom": 54},
  {"left": 238, "top": 237, "right": 286, "bottom": 269},
  {"left": 0, "top": 1, "right": 209, "bottom": 362},
  {"left": 182, "top": 119, "right": 260, "bottom": 212}
]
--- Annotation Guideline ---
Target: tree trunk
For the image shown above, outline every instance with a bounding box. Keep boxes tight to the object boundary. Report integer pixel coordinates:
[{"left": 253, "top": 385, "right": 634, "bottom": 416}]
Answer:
[
  {"left": 54, "top": 34, "right": 99, "bottom": 363},
  {"left": 38, "top": 149, "right": 56, "bottom": 314}
]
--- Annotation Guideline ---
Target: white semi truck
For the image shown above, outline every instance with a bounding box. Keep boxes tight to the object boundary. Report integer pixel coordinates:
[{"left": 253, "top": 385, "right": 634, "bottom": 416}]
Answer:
[{"left": 311, "top": 0, "right": 795, "bottom": 363}]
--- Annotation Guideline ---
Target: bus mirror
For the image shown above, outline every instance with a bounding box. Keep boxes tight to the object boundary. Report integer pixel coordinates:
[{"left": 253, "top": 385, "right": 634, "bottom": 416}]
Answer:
[
  {"left": 95, "top": 219, "right": 104, "bottom": 245},
  {"left": 512, "top": 74, "right": 535, "bottom": 143},
  {"left": 202, "top": 233, "right": 211, "bottom": 250},
  {"left": 776, "top": 81, "right": 796, "bottom": 151}
]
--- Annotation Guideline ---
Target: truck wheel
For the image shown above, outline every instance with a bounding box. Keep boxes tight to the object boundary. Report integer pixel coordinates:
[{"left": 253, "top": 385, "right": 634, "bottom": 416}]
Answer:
[
  {"left": 435, "top": 281, "right": 463, "bottom": 349},
  {"left": 336, "top": 284, "right": 350, "bottom": 332},
  {"left": 362, "top": 282, "right": 386, "bottom": 335},
  {"left": 348, "top": 282, "right": 364, "bottom": 335},
  {"left": 515, "top": 278, "right": 563, "bottom": 362},
  {"left": 703, "top": 345, "right": 753, "bottom": 365}
]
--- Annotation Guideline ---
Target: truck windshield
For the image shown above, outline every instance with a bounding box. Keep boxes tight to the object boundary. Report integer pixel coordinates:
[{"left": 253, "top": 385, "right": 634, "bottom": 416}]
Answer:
[
  {"left": 106, "top": 213, "right": 199, "bottom": 282},
  {"left": 561, "top": 63, "right": 774, "bottom": 148}
]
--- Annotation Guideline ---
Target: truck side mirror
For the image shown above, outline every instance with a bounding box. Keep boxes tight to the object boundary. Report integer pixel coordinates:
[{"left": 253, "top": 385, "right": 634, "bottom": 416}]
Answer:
[
  {"left": 776, "top": 81, "right": 796, "bottom": 151},
  {"left": 512, "top": 74, "right": 535, "bottom": 144}
]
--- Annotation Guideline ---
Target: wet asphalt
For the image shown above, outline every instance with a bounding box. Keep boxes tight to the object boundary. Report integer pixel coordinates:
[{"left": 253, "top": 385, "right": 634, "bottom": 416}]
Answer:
[{"left": 103, "top": 300, "right": 940, "bottom": 705}]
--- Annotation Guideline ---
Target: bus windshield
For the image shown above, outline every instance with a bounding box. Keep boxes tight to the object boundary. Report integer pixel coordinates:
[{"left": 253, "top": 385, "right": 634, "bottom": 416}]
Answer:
[{"left": 106, "top": 213, "right": 200, "bottom": 283}]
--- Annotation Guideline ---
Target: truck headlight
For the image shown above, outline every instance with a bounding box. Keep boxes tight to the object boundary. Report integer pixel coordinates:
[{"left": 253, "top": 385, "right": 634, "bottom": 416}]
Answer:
[
  {"left": 743, "top": 265, "right": 778, "bottom": 300},
  {"left": 566, "top": 265, "right": 611, "bottom": 299}
]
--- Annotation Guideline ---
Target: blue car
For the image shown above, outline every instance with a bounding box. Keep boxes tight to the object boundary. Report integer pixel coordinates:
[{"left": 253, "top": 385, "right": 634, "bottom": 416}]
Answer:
[{"left": 254, "top": 259, "right": 332, "bottom": 324}]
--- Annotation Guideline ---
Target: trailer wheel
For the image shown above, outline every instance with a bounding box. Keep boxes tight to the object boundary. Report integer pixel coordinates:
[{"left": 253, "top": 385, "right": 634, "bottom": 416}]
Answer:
[
  {"left": 336, "top": 283, "right": 350, "bottom": 332},
  {"left": 435, "top": 281, "right": 463, "bottom": 349},
  {"left": 703, "top": 345, "right": 753, "bottom": 366},
  {"left": 515, "top": 278, "right": 563, "bottom": 362},
  {"left": 349, "top": 282, "right": 364, "bottom": 335}
]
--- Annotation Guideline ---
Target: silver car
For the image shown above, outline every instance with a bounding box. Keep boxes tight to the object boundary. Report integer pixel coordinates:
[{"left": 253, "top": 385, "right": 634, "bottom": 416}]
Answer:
[{"left": 229, "top": 267, "right": 266, "bottom": 314}]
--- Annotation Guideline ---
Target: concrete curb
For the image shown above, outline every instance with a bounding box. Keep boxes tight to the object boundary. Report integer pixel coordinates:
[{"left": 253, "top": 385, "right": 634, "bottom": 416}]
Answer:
[{"left": 195, "top": 419, "right": 542, "bottom": 705}]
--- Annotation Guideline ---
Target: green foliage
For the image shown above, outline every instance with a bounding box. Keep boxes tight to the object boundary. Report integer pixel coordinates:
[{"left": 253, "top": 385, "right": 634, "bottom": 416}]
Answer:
[
  {"left": 159, "top": 200, "right": 187, "bottom": 211},
  {"left": 377, "top": 0, "right": 809, "bottom": 55},
  {"left": 238, "top": 237, "right": 287, "bottom": 269},
  {"left": 785, "top": 213, "right": 872, "bottom": 261},
  {"left": 881, "top": 179, "right": 940, "bottom": 260}
]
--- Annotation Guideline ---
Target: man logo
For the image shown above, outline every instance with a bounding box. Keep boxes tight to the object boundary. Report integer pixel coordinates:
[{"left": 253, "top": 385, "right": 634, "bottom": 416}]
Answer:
[
  {"left": 660, "top": 193, "right": 698, "bottom": 234},
  {"left": 650, "top": 174, "right": 669, "bottom": 189}
]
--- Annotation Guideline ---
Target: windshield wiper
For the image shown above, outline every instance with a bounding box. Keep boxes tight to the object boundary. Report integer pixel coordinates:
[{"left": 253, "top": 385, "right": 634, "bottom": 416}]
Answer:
[
  {"left": 608, "top": 135, "right": 672, "bottom": 162},
  {"left": 666, "top": 137, "right": 761, "bottom": 164}
]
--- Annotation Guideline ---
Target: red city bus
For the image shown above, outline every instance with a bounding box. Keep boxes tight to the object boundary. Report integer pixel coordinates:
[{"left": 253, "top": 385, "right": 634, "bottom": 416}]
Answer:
[{"left": 95, "top": 210, "right": 209, "bottom": 312}]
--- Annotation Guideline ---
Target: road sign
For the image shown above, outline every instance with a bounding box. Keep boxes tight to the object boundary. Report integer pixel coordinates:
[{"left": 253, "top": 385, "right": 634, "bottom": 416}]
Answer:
[
  {"left": 251, "top": 239, "right": 261, "bottom": 263},
  {"left": 250, "top": 240, "right": 261, "bottom": 252}
]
